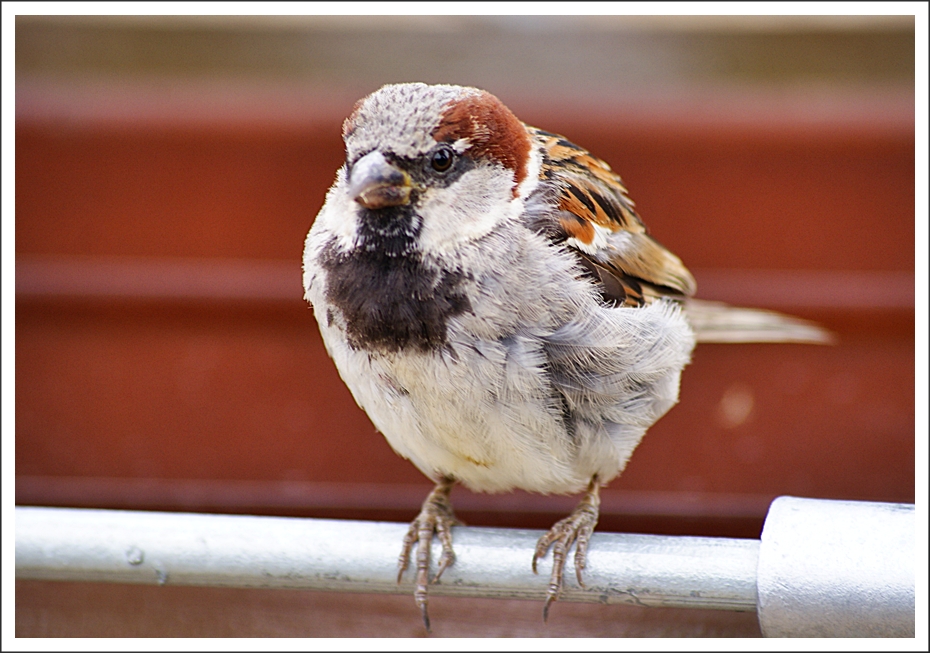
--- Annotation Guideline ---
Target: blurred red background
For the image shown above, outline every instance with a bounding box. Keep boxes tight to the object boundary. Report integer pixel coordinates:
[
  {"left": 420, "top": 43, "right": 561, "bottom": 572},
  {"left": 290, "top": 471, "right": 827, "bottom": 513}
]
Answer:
[
  {"left": 14, "top": 15, "right": 915, "bottom": 637},
  {"left": 15, "top": 88, "right": 915, "bottom": 532}
]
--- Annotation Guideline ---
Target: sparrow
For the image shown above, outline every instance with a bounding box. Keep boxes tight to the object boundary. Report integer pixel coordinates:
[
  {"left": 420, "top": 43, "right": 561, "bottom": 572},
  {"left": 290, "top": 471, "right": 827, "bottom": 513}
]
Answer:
[{"left": 302, "top": 82, "right": 829, "bottom": 630}]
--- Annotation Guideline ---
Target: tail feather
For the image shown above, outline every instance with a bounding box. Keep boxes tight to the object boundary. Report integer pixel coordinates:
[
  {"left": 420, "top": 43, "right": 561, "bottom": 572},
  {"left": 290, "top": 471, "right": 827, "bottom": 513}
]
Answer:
[{"left": 684, "top": 299, "right": 834, "bottom": 345}]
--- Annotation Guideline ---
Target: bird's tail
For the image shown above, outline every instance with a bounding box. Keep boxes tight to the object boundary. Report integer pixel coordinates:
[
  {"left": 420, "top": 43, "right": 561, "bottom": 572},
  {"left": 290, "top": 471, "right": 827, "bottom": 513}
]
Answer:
[{"left": 684, "top": 299, "right": 834, "bottom": 344}]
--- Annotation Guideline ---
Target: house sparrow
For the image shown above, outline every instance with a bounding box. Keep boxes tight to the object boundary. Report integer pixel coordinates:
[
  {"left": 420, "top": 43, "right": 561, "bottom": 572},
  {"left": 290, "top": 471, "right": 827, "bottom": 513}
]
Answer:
[{"left": 302, "top": 82, "right": 828, "bottom": 630}]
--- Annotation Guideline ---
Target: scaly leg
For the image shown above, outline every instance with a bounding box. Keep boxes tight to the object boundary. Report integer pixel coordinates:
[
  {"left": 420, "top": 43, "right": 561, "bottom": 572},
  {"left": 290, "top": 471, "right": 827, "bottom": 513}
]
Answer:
[
  {"left": 397, "top": 476, "right": 460, "bottom": 631},
  {"left": 532, "top": 476, "right": 600, "bottom": 621}
]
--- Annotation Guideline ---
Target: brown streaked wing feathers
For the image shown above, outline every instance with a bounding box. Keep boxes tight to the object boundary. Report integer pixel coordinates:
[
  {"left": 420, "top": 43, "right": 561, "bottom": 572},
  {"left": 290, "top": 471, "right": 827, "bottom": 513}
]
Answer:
[{"left": 533, "top": 128, "right": 696, "bottom": 306}]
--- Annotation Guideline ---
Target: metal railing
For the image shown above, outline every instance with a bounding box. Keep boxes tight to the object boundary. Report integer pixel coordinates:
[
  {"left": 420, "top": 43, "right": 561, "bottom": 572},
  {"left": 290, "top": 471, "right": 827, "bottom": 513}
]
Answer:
[{"left": 15, "top": 496, "right": 915, "bottom": 637}]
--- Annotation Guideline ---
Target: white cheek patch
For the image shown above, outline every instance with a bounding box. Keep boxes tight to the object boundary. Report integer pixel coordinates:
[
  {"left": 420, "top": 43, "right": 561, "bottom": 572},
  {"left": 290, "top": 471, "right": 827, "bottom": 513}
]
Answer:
[
  {"left": 315, "top": 168, "right": 362, "bottom": 251},
  {"left": 417, "top": 165, "right": 520, "bottom": 255}
]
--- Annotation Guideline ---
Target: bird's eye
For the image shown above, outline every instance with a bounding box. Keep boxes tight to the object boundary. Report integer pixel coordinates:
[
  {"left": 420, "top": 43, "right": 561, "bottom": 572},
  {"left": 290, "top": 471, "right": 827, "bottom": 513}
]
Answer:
[{"left": 430, "top": 146, "right": 455, "bottom": 173}]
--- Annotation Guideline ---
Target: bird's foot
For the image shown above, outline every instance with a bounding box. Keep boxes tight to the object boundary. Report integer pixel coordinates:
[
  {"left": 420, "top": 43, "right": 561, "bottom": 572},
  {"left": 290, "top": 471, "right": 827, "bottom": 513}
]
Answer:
[
  {"left": 397, "top": 476, "right": 460, "bottom": 632},
  {"left": 532, "top": 476, "right": 601, "bottom": 621}
]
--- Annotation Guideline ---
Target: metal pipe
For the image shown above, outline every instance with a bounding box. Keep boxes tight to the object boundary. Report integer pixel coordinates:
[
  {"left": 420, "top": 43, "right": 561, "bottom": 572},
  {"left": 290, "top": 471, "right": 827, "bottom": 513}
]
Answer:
[
  {"left": 15, "top": 506, "right": 759, "bottom": 611},
  {"left": 756, "top": 496, "right": 915, "bottom": 637},
  {"left": 15, "top": 497, "right": 916, "bottom": 637}
]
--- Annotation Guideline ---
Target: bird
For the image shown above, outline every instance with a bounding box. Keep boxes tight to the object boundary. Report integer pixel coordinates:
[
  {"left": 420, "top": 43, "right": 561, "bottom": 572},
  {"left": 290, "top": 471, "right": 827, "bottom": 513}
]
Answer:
[{"left": 302, "top": 82, "right": 829, "bottom": 630}]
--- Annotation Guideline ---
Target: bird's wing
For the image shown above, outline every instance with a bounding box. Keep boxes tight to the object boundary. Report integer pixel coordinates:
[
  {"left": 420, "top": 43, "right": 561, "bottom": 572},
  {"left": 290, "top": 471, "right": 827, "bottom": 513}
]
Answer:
[
  {"left": 530, "top": 127, "right": 696, "bottom": 307},
  {"left": 527, "top": 127, "right": 832, "bottom": 344}
]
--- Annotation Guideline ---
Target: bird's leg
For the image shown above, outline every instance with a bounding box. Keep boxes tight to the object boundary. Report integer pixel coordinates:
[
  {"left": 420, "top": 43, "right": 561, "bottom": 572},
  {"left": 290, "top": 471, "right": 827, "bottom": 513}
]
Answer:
[
  {"left": 397, "top": 475, "right": 460, "bottom": 631},
  {"left": 532, "top": 475, "right": 600, "bottom": 621}
]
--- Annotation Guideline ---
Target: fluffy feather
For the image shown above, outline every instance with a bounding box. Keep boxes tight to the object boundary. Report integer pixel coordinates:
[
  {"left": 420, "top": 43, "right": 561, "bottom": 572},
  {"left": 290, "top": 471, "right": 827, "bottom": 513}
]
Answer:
[{"left": 302, "top": 82, "right": 830, "bottom": 629}]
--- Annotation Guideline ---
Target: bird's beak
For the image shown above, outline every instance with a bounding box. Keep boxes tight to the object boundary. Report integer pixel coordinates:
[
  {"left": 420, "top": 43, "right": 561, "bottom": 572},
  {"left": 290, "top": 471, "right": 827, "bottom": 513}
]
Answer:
[{"left": 348, "top": 150, "right": 412, "bottom": 209}]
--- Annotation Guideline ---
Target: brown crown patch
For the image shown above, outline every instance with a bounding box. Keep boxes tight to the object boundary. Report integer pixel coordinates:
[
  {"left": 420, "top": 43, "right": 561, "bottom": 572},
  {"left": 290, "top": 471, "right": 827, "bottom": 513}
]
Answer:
[{"left": 432, "top": 91, "right": 531, "bottom": 197}]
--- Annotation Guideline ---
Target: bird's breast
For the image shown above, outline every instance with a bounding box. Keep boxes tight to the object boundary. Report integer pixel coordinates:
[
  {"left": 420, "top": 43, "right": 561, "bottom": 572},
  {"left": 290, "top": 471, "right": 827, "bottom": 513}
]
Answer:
[{"left": 317, "top": 237, "right": 472, "bottom": 354}]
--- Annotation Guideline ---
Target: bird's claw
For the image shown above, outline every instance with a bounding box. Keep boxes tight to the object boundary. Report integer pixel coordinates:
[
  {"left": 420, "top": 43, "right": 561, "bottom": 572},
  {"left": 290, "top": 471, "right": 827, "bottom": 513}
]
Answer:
[
  {"left": 397, "top": 477, "right": 460, "bottom": 632},
  {"left": 532, "top": 477, "right": 600, "bottom": 622}
]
